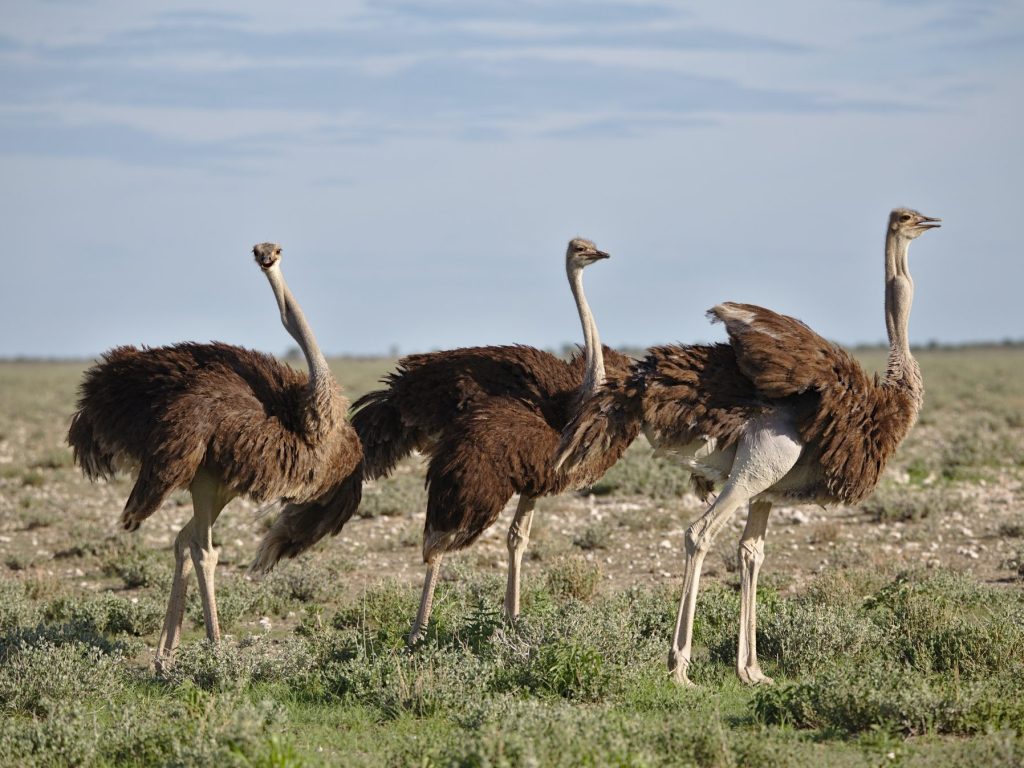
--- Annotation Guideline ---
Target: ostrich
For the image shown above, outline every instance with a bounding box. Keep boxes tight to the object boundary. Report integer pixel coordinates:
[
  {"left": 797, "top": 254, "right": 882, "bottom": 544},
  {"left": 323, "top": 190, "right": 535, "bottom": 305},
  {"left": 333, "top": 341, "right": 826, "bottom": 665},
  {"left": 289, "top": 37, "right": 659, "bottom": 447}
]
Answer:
[
  {"left": 68, "top": 243, "right": 362, "bottom": 669},
  {"left": 556, "top": 209, "right": 940, "bottom": 685},
  {"left": 344, "top": 238, "right": 632, "bottom": 644}
]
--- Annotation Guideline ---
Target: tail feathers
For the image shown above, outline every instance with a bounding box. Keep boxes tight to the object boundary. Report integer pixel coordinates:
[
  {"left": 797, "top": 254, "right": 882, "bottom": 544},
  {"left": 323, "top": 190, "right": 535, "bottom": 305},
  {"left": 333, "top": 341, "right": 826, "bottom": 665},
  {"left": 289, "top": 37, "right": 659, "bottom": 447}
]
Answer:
[
  {"left": 69, "top": 410, "right": 197, "bottom": 532},
  {"left": 350, "top": 390, "right": 422, "bottom": 480},
  {"left": 555, "top": 373, "right": 644, "bottom": 487},
  {"left": 67, "top": 411, "right": 117, "bottom": 481},
  {"left": 250, "top": 461, "right": 364, "bottom": 573}
]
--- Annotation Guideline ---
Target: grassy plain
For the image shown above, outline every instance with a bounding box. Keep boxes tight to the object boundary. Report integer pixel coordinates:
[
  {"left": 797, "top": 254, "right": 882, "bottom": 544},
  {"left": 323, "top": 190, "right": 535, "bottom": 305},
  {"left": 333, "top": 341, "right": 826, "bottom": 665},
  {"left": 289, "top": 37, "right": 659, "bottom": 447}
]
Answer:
[{"left": 0, "top": 347, "right": 1022, "bottom": 766}]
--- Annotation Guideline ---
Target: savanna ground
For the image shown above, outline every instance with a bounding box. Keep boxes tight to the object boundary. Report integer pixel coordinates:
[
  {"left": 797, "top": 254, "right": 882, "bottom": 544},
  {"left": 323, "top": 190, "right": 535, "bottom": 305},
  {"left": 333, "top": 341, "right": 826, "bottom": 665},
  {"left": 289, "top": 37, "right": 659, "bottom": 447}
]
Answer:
[{"left": 0, "top": 347, "right": 1022, "bottom": 767}]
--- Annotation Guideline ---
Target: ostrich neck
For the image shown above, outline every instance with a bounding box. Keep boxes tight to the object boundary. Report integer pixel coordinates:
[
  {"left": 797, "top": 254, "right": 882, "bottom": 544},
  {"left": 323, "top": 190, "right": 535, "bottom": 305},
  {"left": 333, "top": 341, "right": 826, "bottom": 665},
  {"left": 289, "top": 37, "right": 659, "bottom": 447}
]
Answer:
[
  {"left": 264, "top": 266, "right": 338, "bottom": 434},
  {"left": 568, "top": 264, "right": 605, "bottom": 396},
  {"left": 883, "top": 231, "right": 922, "bottom": 403}
]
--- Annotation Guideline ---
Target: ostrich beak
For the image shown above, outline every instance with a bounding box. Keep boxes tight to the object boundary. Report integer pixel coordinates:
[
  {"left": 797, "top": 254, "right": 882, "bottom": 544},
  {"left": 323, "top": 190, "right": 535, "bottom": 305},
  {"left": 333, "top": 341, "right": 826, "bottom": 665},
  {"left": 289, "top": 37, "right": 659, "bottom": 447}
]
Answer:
[
  {"left": 593, "top": 250, "right": 610, "bottom": 260},
  {"left": 916, "top": 215, "right": 941, "bottom": 230}
]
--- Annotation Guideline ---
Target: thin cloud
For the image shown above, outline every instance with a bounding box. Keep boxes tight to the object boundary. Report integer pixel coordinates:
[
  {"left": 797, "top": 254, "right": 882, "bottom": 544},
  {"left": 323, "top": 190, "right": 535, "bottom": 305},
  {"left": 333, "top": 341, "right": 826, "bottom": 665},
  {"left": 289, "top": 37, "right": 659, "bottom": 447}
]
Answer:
[{"left": 0, "top": 110, "right": 266, "bottom": 168}]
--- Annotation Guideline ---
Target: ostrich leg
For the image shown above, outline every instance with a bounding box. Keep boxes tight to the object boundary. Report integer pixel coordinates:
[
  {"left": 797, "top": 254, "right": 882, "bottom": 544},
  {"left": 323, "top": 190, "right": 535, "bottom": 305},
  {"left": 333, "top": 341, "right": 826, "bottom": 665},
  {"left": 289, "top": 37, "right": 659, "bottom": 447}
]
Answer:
[
  {"left": 155, "top": 520, "right": 195, "bottom": 671},
  {"left": 187, "top": 469, "right": 232, "bottom": 644},
  {"left": 408, "top": 556, "right": 443, "bottom": 646},
  {"left": 737, "top": 499, "right": 773, "bottom": 685},
  {"left": 503, "top": 494, "right": 537, "bottom": 620},
  {"left": 668, "top": 483, "right": 751, "bottom": 686},
  {"left": 668, "top": 422, "right": 801, "bottom": 686}
]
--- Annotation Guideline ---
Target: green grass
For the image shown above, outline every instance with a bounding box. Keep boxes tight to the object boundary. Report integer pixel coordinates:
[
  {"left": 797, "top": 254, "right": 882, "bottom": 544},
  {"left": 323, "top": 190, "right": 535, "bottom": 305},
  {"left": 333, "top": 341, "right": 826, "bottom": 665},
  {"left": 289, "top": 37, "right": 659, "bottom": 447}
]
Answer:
[
  {"left": 0, "top": 349, "right": 1023, "bottom": 766},
  {"left": 0, "top": 565, "right": 1022, "bottom": 766}
]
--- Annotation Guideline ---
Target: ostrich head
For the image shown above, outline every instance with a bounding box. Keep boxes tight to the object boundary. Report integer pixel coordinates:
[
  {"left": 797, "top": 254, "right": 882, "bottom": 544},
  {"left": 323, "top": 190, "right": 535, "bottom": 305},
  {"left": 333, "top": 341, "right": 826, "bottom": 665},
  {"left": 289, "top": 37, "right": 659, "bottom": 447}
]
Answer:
[
  {"left": 565, "top": 238, "right": 610, "bottom": 271},
  {"left": 889, "top": 209, "right": 941, "bottom": 240},
  {"left": 253, "top": 242, "right": 282, "bottom": 270}
]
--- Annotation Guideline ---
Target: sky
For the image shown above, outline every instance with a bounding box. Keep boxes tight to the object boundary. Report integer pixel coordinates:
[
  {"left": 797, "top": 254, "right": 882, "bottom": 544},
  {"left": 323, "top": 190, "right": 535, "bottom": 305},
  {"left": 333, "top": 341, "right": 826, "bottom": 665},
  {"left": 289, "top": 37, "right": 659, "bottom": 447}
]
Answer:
[{"left": 1, "top": 0, "right": 1021, "bottom": 358}]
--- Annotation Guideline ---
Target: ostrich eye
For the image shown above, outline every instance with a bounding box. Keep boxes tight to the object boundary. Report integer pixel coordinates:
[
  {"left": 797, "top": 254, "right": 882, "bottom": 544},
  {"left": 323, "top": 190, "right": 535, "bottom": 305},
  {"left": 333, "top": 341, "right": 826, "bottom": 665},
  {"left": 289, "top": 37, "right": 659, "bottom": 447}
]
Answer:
[{"left": 900, "top": 214, "right": 911, "bottom": 222}]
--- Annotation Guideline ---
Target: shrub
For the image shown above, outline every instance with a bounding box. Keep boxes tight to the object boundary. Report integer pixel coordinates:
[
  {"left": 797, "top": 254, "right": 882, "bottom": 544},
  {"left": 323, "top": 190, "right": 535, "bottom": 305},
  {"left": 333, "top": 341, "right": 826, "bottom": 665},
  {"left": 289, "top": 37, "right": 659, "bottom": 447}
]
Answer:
[
  {"left": 588, "top": 444, "right": 693, "bottom": 499},
  {"left": 20, "top": 470, "right": 45, "bottom": 487},
  {"left": 46, "top": 592, "right": 163, "bottom": 637},
  {"left": 802, "top": 567, "right": 890, "bottom": 609},
  {"left": 752, "top": 660, "right": 1024, "bottom": 736},
  {"left": 756, "top": 598, "right": 881, "bottom": 676},
  {"left": 332, "top": 579, "right": 419, "bottom": 647},
  {"left": 401, "top": 697, "right": 750, "bottom": 768},
  {"left": 0, "top": 639, "right": 125, "bottom": 717},
  {"left": 572, "top": 522, "right": 613, "bottom": 551},
  {"left": 358, "top": 473, "right": 426, "bottom": 518},
  {"left": 521, "top": 637, "right": 611, "bottom": 701},
  {"left": 690, "top": 580, "right": 741, "bottom": 668},
  {"left": 29, "top": 449, "right": 72, "bottom": 470},
  {"left": 865, "top": 570, "right": 1024, "bottom": 678},
  {"left": 435, "top": 592, "right": 503, "bottom": 654},
  {"left": 544, "top": 557, "right": 602, "bottom": 602},
  {"left": 300, "top": 637, "right": 493, "bottom": 718},
  {"left": 998, "top": 521, "right": 1024, "bottom": 538},
  {"left": 0, "top": 580, "right": 42, "bottom": 632},
  {"left": 0, "top": 704, "right": 100, "bottom": 766},
  {"left": 102, "top": 547, "right": 171, "bottom": 590},
  {"left": 264, "top": 559, "right": 337, "bottom": 607},
  {"left": 859, "top": 483, "right": 958, "bottom": 523},
  {"left": 0, "top": 689, "right": 288, "bottom": 767},
  {"left": 158, "top": 636, "right": 313, "bottom": 692}
]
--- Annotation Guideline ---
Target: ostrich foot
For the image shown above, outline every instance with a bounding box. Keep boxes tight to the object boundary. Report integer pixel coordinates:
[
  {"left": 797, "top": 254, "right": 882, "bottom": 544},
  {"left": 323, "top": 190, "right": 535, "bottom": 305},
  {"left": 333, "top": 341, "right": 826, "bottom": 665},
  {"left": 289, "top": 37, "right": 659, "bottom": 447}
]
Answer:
[
  {"left": 737, "top": 665, "right": 774, "bottom": 685},
  {"left": 154, "top": 653, "right": 173, "bottom": 676},
  {"left": 668, "top": 650, "right": 697, "bottom": 688},
  {"left": 406, "top": 626, "right": 426, "bottom": 647}
]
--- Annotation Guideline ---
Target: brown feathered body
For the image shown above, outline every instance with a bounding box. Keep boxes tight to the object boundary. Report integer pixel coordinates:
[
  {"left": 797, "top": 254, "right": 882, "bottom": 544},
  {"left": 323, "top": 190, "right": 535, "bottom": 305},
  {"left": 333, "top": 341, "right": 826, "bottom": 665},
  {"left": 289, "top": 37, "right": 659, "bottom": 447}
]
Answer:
[
  {"left": 559, "top": 302, "right": 922, "bottom": 505},
  {"left": 351, "top": 344, "right": 634, "bottom": 560},
  {"left": 68, "top": 342, "right": 363, "bottom": 545}
]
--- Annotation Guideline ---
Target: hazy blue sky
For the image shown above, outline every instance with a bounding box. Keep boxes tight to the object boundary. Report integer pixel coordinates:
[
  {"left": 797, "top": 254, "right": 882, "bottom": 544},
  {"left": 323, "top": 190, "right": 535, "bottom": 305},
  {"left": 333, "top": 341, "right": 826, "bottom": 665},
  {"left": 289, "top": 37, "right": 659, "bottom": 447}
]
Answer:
[{"left": 2, "top": 0, "right": 1021, "bottom": 358}]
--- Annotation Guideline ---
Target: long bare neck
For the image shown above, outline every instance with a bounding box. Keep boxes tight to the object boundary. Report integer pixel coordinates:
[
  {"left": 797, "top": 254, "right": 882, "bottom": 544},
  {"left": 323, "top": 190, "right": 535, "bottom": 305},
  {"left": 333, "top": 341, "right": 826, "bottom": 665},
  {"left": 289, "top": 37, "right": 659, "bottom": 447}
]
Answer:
[
  {"left": 882, "top": 230, "right": 923, "bottom": 404},
  {"left": 264, "top": 265, "right": 340, "bottom": 435},
  {"left": 568, "top": 264, "right": 605, "bottom": 396}
]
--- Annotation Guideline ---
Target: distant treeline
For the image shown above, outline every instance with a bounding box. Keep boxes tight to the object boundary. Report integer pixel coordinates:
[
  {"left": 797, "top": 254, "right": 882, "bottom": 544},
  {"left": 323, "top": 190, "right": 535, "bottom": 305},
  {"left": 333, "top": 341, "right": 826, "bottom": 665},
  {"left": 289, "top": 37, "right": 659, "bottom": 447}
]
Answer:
[{"left": 3, "top": 339, "right": 1024, "bottom": 365}]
